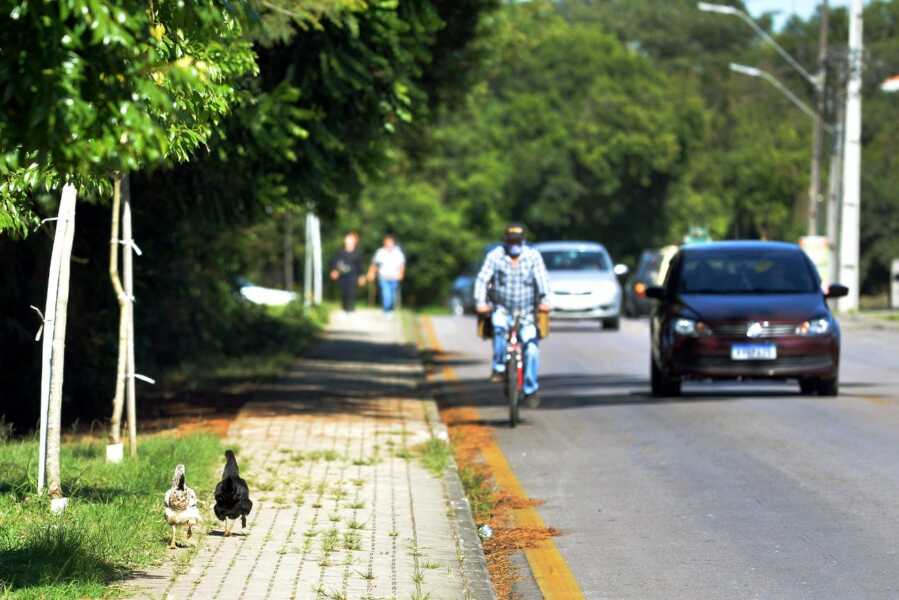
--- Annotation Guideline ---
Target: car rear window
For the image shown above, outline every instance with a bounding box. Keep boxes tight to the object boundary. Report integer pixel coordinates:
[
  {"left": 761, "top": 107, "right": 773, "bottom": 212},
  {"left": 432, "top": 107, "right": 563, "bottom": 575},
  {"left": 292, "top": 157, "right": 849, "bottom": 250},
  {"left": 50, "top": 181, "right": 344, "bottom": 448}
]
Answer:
[
  {"left": 540, "top": 250, "right": 610, "bottom": 272},
  {"left": 676, "top": 250, "right": 819, "bottom": 294}
]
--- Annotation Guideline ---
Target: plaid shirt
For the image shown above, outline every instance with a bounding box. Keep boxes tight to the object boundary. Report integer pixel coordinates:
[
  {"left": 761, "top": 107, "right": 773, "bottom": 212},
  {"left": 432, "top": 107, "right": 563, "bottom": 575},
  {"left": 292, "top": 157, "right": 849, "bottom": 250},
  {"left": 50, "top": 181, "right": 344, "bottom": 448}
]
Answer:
[{"left": 474, "top": 245, "right": 550, "bottom": 312}]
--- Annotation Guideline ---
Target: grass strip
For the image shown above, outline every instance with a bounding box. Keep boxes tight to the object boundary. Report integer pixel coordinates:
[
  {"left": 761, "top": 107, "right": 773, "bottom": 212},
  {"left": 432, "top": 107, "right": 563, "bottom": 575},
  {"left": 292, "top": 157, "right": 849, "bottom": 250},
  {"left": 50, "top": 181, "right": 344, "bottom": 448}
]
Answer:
[{"left": 0, "top": 433, "right": 222, "bottom": 599}]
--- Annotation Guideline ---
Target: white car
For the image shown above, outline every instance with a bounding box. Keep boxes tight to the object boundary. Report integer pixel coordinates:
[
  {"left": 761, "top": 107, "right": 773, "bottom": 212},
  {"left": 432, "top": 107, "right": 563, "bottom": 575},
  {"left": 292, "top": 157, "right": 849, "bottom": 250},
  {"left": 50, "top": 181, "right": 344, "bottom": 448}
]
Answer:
[
  {"left": 238, "top": 280, "right": 298, "bottom": 306},
  {"left": 534, "top": 241, "right": 628, "bottom": 330}
]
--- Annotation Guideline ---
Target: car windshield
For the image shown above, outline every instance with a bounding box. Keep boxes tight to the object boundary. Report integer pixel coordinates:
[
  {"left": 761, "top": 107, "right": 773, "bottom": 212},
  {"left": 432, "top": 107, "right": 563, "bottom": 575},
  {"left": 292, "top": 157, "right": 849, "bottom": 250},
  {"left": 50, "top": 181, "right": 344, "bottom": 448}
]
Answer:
[
  {"left": 677, "top": 250, "right": 818, "bottom": 294},
  {"left": 636, "top": 252, "right": 660, "bottom": 280},
  {"left": 540, "top": 250, "right": 610, "bottom": 272}
]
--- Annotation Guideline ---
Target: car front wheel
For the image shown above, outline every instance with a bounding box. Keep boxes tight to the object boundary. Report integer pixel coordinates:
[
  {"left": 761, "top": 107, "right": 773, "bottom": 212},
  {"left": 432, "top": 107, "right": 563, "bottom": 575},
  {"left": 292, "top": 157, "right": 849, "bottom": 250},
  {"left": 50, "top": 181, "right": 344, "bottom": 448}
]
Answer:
[
  {"left": 817, "top": 376, "right": 839, "bottom": 397},
  {"left": 602, "top": 317, "right": 620, "bottom": 331},
  {"left": 651, "top": 356, "right": 681, "bottom": 397},
  {"left": 799, "top": 378, "right": 818, "bottom": 395}
]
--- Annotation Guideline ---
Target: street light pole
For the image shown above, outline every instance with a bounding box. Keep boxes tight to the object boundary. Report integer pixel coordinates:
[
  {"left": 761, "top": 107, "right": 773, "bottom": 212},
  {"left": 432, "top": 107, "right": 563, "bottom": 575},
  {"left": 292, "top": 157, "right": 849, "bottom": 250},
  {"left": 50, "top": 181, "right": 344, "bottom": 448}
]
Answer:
[
  {"left": 729, "top": 64, "right": 829, "bottom": 127},
  {"left": 838, "top": 0, "right": 863, "bottom": 312},
  {"left": 698, "top": 3, "right": 821, "bottom": 89},
  {"left": 700, "top": 2, "right": 827, "bottom": 236}
]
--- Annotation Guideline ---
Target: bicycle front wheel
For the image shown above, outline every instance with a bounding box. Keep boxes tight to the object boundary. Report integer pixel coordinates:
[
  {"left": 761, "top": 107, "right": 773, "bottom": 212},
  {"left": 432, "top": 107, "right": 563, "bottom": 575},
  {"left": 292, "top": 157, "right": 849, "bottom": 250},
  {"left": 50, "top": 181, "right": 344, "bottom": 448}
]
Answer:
[{"left": 506, "top": 352, "right": 520, "bottom": 427}]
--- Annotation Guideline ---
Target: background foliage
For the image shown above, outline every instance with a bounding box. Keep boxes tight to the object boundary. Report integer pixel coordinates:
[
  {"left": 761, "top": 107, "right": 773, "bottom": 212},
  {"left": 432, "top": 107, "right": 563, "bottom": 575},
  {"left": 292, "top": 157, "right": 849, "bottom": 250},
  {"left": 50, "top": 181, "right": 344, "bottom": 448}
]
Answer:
[{"left": 3, "top": 0, "right": 899, "bottom": 433}]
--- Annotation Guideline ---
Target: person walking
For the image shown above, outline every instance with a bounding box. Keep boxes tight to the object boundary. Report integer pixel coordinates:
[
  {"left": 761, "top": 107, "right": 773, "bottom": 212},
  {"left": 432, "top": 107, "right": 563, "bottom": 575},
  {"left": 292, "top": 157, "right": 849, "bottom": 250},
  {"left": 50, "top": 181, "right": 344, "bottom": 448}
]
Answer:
[
  {"left": 368, "top": 234, "right": 405, "bottom": 317},
  {"left": 329, "top": 231, "right": 364, "bottom": 313},
  {"left": 475, "top": 223, "right": 551, "bottom": 407}
]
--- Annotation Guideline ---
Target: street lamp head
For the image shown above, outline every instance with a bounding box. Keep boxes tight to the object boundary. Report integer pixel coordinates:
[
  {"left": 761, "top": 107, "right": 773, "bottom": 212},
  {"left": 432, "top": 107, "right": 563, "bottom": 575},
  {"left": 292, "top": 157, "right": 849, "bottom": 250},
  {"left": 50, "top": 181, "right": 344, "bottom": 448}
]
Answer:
[
  {"left": 730, "top": 63, "right": 762, "bottom": 78},
  {"left": 698, "top": 2, "right": 740, "bottom": 15}
]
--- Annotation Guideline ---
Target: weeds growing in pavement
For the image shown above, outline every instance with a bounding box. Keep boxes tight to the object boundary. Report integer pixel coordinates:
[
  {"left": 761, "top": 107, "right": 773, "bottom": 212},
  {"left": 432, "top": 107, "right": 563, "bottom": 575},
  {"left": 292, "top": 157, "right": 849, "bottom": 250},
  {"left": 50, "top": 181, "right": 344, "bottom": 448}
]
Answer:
[
  {"left": 322, "top": 528, "right": 340, "bottom": 553},
  {"left": 343, "top": 532, "right": 362, "bottom": 551},
  {"left": 392, "top": 448, "right": 415, "bottom": 460},
  {"left": 458, "top": 466, "right": 495, "bottom": 521},
  {"left": 415, "top": 438, "right": 452, "bottom": 477}
]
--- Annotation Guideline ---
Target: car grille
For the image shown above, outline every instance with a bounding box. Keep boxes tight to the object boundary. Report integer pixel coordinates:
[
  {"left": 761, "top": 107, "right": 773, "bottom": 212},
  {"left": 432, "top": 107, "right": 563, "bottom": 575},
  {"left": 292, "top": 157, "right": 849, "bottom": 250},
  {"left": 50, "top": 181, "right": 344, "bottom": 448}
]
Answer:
[
  {"left": 711, "top": 322, "right": 797, "bottom": 338},
  {"left": 554, "top": 290, "right": 592, "bottom": 296}
]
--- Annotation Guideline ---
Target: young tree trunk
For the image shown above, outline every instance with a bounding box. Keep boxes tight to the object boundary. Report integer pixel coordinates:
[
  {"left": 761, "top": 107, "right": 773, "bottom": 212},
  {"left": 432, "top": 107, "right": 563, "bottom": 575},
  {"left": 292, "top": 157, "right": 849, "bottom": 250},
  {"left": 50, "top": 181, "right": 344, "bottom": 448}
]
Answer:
[
  {"left": 311, "top": 214, "right": 322, "bottom": 305},
  {"left": 304, "top": 212, "right": 312, "bottom": 306},
  {"left": 122, "top": 175, "right": 138, "bottom": 457},
  {"left": 37, "top": 191, "right": 69, "bottom": 494},
  {"left": 283, "top": 213, "right": 294, "bottom": 290},
  {"left": 109, "top": 174, "right": 128, "bottom": 446},
  {"left": 45, "top": 183, "right": 78, "bottom": 499}
]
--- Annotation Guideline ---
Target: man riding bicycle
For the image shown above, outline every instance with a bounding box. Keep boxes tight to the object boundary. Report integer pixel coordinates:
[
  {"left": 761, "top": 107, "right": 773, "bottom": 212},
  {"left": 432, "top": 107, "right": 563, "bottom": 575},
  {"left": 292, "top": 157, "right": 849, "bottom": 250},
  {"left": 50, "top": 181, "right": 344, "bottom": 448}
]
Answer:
[{"left": 475, "top": 223, "right": 551, "bottom": 408}]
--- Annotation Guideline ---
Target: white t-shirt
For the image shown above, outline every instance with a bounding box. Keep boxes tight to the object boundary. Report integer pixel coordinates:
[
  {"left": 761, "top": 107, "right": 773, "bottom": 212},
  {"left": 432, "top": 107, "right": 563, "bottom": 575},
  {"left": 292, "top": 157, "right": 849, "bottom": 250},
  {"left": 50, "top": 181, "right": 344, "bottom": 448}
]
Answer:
[{"left": 373, "top": 246, "right": 406, "bottom": 281}]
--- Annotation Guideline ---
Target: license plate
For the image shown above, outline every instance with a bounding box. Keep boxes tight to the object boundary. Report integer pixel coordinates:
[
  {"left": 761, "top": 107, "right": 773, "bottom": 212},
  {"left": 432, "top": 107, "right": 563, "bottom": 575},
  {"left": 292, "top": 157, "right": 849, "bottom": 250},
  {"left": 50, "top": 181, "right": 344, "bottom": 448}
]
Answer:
[{"left": 731, "top": 343, "right": 777, "bottom": 361}]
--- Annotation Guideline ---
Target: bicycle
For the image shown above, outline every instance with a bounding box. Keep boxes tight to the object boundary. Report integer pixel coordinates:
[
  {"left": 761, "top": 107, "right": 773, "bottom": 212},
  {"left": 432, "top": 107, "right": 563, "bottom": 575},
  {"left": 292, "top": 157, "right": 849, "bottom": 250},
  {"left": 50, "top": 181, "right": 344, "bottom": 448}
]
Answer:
[{"left": 504, "top": 312, "right": 527, "bottom": 428}]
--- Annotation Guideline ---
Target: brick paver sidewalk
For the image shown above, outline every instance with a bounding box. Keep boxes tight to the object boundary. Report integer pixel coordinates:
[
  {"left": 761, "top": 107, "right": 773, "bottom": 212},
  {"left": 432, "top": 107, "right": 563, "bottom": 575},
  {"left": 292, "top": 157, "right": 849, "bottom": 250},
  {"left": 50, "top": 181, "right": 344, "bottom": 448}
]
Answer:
[{"left": 129, "top": 310, "right": 493, "bottom": 600}]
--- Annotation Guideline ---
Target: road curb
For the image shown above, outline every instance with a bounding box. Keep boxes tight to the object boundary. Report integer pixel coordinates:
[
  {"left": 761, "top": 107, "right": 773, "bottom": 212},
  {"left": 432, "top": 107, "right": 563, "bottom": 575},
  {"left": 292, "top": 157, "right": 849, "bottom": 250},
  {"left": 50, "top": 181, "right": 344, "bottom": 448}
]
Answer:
[
  {"left": 424, "top": 399, "right": 498, "bottom": 600},
  {"left": 404, "top": 314, "right": 497, "bottom": 600},
  {"left": 842, "top": 312, "right": 899, "bottom": 331}
]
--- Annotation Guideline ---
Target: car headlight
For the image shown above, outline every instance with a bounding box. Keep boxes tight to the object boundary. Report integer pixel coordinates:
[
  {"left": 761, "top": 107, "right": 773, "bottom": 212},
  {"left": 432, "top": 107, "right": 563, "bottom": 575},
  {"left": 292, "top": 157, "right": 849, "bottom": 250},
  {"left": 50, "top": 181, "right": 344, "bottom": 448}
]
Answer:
[
  {"left": 795, "top": 317, "right": 831, "bottom": 336},
  {"left": 672, "top": 318, "right": 712, "bottom": 337}
]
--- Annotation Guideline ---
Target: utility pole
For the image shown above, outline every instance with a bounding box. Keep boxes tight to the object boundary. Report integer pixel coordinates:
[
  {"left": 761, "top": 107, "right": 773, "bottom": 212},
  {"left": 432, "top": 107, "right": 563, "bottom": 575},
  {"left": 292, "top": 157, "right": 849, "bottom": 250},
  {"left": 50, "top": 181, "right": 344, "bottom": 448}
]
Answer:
[
  {"left": 826, "top": 96, "right": 845, "bottom": 286},
  {"left": 283, "top": 213, "right": 294, "bottom": 290},
  {"left": 839, "top": 0, "right": 863, "bottom": 312},
  {"left": 807, "top": 1, "right": 829, "bottom": 235}
]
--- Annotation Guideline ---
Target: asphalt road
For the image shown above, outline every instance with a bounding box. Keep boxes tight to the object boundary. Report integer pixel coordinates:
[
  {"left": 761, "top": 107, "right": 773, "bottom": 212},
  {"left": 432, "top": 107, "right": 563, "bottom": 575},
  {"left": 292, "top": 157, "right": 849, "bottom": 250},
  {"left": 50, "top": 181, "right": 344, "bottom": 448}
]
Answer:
[{"left": 431, "top": 315, "right": 899, "bottom": 599}]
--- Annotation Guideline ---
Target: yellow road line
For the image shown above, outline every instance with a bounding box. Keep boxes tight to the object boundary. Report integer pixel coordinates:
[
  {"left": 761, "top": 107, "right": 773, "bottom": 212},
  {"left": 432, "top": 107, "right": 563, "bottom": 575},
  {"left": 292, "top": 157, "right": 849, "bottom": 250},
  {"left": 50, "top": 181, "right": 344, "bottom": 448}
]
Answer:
[
  {"left": 859, "top": 394, "right": 889, "bottom": 406},
  {"left": 420, "top": 315, "right": 586, "bottom": 600}
]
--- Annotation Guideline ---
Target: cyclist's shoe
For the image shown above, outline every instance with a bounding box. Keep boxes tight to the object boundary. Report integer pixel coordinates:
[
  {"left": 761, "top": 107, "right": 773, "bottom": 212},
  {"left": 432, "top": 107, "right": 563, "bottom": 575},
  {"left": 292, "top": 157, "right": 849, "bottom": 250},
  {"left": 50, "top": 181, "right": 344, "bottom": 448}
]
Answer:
[
  {"left": 489, "top": 370, "right": 504, "bottom": 384},
  {"left": 525, "top": 391, "right": 541, "bottom": 408}
]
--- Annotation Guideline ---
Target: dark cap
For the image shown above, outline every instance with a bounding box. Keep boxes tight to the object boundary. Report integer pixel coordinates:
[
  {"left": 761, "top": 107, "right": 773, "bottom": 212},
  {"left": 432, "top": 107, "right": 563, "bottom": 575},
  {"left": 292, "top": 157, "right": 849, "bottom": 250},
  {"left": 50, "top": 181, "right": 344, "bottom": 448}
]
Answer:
[{"left": 503, "top": 223, "right": 525, "bottom": 243}]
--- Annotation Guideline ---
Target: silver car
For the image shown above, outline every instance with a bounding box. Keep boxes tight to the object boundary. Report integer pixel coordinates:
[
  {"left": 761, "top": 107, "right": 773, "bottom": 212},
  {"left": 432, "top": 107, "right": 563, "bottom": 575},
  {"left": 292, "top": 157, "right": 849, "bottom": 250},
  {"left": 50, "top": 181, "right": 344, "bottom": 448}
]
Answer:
[{"left": 534, "top": 241, "right": 628, "bottom": 330}]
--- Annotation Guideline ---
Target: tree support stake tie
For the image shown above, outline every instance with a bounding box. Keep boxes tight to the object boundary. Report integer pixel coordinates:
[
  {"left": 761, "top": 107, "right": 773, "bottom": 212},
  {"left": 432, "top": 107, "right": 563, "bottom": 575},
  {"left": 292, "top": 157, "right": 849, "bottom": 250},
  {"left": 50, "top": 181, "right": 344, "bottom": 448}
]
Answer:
[
  {"left": 29, "top": 305, "right": 52, "bottom": 341},
  {"left": 117, "top": 239, "right": 143, "bottom": 256}
]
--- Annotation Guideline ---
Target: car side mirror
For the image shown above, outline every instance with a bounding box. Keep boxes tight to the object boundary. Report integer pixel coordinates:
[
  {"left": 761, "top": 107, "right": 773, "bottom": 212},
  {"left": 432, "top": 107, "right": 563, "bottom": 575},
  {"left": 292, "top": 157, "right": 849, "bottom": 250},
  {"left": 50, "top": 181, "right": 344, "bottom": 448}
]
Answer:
[
  {"left": 645, "top": 286, "right": 667, "bottom": 300},
  {"left": 826, "top": 283, "right": 849, "bottom": 299},
  {"left": 614, "top": 263, "right": 629, "bottom": 277}
]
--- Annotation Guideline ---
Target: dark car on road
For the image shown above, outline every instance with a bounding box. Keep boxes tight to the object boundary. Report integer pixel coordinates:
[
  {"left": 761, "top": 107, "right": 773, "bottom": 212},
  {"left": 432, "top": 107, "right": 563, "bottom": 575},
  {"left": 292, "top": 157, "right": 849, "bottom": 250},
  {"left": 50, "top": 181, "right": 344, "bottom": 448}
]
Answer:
[
  {"left": 647, "top": 241, "right": 848, "bottom": 397},
  {"left": 624, "top": 245, "right": 679, "bottom": 318}
]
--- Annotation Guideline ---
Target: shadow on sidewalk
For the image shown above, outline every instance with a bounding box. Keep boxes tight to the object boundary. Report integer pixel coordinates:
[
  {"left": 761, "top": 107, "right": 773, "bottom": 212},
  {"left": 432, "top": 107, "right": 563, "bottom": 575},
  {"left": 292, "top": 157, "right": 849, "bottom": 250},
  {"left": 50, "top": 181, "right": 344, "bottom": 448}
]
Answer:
[{"left": 233, "top": 332, "right": 434, "bottom": 422}]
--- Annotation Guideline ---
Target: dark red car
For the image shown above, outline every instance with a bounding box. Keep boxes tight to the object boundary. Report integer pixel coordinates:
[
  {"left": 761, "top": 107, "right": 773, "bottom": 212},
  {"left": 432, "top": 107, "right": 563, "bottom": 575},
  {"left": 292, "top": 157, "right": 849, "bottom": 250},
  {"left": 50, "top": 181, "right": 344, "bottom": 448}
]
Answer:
[{"left": 647, "top": 241, "right": 847, "bottom": 397}]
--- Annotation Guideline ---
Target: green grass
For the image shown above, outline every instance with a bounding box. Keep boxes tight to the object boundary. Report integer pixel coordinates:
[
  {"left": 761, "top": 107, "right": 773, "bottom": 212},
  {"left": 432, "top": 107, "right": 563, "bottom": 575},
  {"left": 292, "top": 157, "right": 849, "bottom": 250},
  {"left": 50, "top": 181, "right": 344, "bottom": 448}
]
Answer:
[
  {"left": 0, "top": 433, "right": 222, "bottom": 599},
  {"left": 414, "top": 439, "right": 452, "bottom": 478}
]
